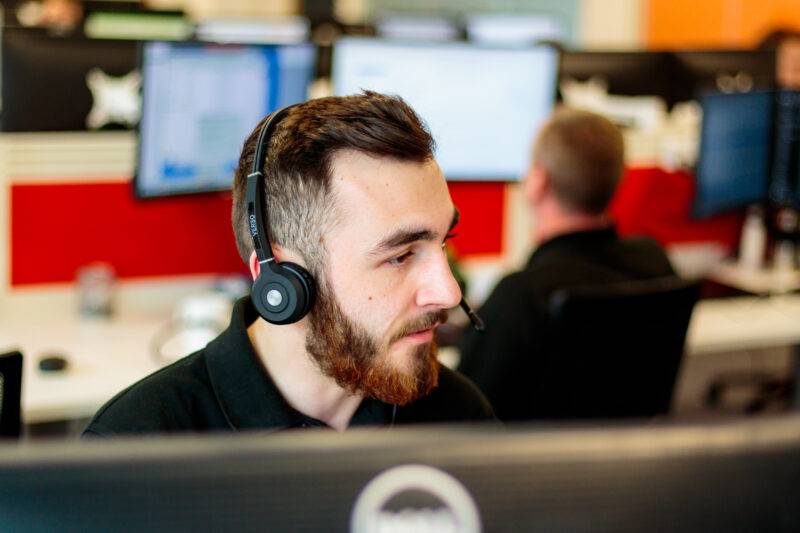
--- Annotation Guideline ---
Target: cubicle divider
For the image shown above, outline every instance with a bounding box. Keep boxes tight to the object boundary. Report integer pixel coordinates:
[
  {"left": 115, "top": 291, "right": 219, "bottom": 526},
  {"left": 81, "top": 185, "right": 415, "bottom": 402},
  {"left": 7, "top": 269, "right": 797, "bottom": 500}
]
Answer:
[
  {"left": 10, "top": 181, "right": 506, "bottom": 286},
  {"left": 3, "top": 135, "right": 747, "bottom": 289},
  {"left": 610, "top": 166, "right": 743, "bottom": 247},
  {"left": 4, "top": 132, "right": 507, "bottom": 287}
]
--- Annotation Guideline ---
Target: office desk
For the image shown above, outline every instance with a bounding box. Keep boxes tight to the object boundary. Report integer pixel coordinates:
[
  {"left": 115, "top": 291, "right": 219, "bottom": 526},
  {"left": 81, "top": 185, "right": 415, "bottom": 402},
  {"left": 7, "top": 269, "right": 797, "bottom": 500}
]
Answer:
[
  {"left": 686, "top": 295, "right": 800, "bottom": 356},
  {"left": 707, "top": 260, "right": 800, "bottom": 296},
  {"left": 0, "top": 278, "right": 229, "bottom": 425},
  {"left": 1, "top": 309, "right": 168, "bottom": 424},
  {"left": 5, "top": 294, "right": 800, "bottom": 424},
  {"left": 686, "top": 295, "right": 800, "bottom": 410}
]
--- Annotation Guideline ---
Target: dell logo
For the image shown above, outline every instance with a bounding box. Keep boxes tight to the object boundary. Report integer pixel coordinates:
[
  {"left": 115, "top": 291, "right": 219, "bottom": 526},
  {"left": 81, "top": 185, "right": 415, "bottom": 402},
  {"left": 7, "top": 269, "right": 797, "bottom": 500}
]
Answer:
[{"left": 351, "top": 464, "right": 481, "bottom": 533}]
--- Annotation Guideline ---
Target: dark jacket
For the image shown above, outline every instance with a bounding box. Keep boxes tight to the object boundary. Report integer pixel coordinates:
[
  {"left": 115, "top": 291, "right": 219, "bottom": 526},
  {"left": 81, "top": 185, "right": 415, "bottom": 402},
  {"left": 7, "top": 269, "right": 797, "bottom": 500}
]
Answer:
[{"left": 457, "top": 227, "right": 674, "bottom": 421}]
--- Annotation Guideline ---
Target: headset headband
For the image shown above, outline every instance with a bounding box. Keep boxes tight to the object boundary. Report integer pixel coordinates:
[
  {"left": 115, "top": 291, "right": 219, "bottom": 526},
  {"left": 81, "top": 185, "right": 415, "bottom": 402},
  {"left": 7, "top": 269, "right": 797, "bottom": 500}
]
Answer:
[{"left": 245, "top": 105, "right": 297, "bottom": 266}]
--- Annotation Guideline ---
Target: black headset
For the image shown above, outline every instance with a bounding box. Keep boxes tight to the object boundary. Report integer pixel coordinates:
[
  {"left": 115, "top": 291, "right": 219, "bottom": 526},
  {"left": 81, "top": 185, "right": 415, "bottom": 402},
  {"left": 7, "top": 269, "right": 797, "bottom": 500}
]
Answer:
[
  {"left": 246, "top": 105, "right": 316, "bottom": 325},
  {"left": 246, "top": 104, "right": 484, "bottom": 332}
]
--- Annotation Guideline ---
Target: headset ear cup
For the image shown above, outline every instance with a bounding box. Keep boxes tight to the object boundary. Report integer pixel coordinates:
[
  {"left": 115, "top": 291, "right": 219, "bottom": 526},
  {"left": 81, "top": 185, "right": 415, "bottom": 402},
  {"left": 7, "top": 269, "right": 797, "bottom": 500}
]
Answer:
[
  {"left": 279, "top": 262, "right": 316, "bottom": 320},
  {"left": 251, "top": 262, "right": 316, "bottom": 325}
]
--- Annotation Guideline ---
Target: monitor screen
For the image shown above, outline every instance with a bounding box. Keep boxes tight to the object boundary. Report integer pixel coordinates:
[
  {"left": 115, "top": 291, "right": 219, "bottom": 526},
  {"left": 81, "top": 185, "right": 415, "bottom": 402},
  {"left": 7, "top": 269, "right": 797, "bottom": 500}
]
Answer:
[
  {"left": 332, "top": 38, "right": 558, "bottom": 181},
  {"left": 1, "top": 417, "right": 799, "bottom": 530},
  {"left": 0, "top": 27, "right": 139, "bottom": 132},
  {"left": 694, "top": 91, "right": 774, "bottom": 218},
  {"left": 135, "top": 41, "right": 316, "bottom": 198}
]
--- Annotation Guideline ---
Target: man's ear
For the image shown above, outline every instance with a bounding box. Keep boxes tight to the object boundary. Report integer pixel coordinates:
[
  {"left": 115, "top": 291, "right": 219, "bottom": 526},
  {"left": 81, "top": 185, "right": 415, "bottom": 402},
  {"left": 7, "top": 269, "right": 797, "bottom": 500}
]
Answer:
[
  {"left": 248, "top": 250, "right": 260, "bottom": 281},
  {"left": 523, "top": 164, "right": 548, "bottom": 205},
  {"left": 250, "top": 244, "right": 302, "bottom": 280}
]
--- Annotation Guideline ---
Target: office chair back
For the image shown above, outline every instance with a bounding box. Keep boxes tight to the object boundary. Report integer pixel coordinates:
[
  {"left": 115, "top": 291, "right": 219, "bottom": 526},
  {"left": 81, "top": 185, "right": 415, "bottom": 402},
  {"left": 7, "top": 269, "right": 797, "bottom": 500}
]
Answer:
[
  {"left": 0, "top": 351, "right": 23, "bottom": 438},
  {"left": 539, "top": 277, "right": 701, "bottom": 419}
]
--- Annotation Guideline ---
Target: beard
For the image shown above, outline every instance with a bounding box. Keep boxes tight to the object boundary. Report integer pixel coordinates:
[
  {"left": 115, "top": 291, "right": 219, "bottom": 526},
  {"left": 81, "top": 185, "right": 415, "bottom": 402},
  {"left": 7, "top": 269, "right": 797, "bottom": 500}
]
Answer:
[{"left": 305, "top": 278, "right": 446, "bottom": 406}]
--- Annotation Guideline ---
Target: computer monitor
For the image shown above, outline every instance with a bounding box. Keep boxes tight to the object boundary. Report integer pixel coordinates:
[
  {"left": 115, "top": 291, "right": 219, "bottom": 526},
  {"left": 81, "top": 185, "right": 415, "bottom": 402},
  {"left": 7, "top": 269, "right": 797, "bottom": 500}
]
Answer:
[
  {"left": 83, "top": 9, "right": 192, "bottom": 41},
  {"left": 672, "top": 50, "right": 776, "bottom": 101},
  {"left": 134, "top": 41, "right": 316, "bottom": 198},
  {"left": 558, "top": 51, "right": 681, "bottom": 108},
  {"left": 332, "top": 38, "right": 558, "bottom": 181},
  {"left": 465, "top": 13, "right": 565, "bottom": 45},
  {"left": 694, "top": 91, "right": 774, "bottom": 218},
  {"left": 1, "top": 417, "right": 799, "bottom": 530},
  {"left": 0, "top": 27, "right": 139, "bottom": 132},
  {"left": 769, "top": 90, "right": 800, "bottom": 207},
  {"left": 375, "top": 16, "right": 461, "bottom": 41},
  {"left": 558, "top": 50, "right": 777, "bottom": 111}
]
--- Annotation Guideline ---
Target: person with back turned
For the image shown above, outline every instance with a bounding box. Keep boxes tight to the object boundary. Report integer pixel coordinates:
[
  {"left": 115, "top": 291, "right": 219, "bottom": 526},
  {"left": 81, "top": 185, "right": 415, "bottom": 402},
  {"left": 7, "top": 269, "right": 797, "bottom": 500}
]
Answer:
[{"left": 457, "top": 108, "right": 674, "bottom": 422}]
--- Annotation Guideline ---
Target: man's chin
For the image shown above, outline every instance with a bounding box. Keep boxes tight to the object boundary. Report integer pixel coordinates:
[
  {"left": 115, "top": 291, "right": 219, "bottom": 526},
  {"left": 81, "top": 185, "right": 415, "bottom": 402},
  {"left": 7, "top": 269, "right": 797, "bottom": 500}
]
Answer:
[{"left": 364, "top": 343, "right": 440, "bottom": 406}]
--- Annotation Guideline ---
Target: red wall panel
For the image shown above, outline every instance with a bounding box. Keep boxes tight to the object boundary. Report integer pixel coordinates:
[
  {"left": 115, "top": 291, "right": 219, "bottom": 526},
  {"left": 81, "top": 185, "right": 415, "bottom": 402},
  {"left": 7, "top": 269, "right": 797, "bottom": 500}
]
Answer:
[
  {"left": 11, "top": 183, "right": 245, "bottom": 285},
  {"left": 10, "top": 181, "right": 507, "bottom": 286},
  {"left": 447, "top": 181, "right": 505, "bottom": 257},
  {"left": 610, "top": 167, "right": 741, "bottom": 248}
]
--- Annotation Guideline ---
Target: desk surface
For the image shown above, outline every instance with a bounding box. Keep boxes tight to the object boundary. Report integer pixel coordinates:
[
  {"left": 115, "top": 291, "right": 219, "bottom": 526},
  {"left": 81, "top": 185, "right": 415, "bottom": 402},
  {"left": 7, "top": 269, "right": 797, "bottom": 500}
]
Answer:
[
  {"left": 686, "top": 294, "right": 800, "bottom": 355},
  {"left": 2, "top": 309, "right": 168, "bottom": 423},
  {"left": 5, "top": 293, "right": 800, "bottom": 424},
  {"left": 708, "top": 260, "right": 800, "bottom": 296},
  {"left": 0, "top": 277, "right": 227, "bottom": 424}
]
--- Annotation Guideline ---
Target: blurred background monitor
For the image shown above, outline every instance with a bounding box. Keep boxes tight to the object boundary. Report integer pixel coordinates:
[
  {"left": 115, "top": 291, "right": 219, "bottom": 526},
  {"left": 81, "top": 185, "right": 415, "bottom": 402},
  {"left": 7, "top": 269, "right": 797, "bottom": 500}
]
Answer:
[
  {"left": 332, "top": 38, "right": 558, "bottom": 181},
  {"left": 558, "top": 50, "right": 776, "bottom": 110},
  {"left": 465, "top": 13, "right": 565, "bottom": 45},
  {"left": 194, "top": 16, "right": 311, "bottom": 45},
  {"left": 374, "top": 15, "right": 460, "bottom": 41},
  {"left": 0, "top": 26, "right": 139, "bottom": 132},
  {"left": 0, "top": 417, "right": 799, "bottom": 531},
  {"left": 83, "top": 9, "right": 191, "bottom": 41},
  {"left": 769, "top": 91, "right": 800, "bottom": 207},
  {"left": 558, "top": 51, "right": 680, "bottom": 107},
  {"left": 672, "top": 50, "right": 776, "bottom": 101},
  {"left": 135, "top": 41, "right": 316, "bottom": 198},
  {"left": 694, "top": 91, "right": 774, "bottom": 218}
]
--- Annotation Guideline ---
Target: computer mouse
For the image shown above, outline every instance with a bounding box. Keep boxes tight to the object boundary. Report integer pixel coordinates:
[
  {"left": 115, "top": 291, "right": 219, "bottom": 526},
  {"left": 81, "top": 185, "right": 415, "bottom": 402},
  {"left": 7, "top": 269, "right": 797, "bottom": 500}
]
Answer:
[{"left": 38, "top": 354, "right": 69, "bottom": 372}]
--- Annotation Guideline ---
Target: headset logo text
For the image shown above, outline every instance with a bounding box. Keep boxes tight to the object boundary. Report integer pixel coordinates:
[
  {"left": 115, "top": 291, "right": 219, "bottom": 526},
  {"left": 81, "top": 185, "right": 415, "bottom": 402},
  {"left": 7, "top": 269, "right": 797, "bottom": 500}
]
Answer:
[{"left": 249, "top": 214, "right": 258, "bottom": 237}]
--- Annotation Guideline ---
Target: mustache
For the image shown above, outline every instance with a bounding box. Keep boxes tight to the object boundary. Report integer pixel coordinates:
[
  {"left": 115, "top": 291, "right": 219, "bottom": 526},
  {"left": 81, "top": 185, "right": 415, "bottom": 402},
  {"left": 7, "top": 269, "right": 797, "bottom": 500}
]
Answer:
[{"left": 389, "top": 309, "right": 449, "bottom": 345}]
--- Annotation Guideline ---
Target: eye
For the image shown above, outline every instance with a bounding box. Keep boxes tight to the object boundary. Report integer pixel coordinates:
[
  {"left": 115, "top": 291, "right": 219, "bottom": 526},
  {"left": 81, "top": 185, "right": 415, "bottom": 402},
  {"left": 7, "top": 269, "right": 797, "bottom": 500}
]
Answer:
[{"left": 387, "top": 250, "right": 414, "bottom": 266}]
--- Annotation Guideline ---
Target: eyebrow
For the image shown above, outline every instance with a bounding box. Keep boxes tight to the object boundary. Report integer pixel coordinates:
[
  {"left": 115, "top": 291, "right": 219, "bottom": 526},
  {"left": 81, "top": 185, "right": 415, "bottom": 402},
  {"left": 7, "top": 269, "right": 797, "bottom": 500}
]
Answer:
[{"left": 369, "top": 208, "right": 460, "bottom": 257}]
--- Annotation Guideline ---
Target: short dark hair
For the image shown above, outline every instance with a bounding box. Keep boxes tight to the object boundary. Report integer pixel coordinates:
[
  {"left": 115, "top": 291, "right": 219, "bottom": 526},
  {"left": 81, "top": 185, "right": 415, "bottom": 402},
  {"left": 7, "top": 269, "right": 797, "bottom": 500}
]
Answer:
[
  {"left": 757, "top": 29, "right": 800, "bottom": 51},
  {"left": 533, "top": 107, "right": 624, "bottom": 215},
  {"left": 231, "top": 91, "right": 435, "bottom": 274}
]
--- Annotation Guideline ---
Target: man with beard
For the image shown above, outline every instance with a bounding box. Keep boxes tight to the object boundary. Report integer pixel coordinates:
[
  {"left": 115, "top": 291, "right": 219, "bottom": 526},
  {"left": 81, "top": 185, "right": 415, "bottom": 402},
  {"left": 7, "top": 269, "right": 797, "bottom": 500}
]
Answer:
[{"left": 83, "top": 92, "right": 494, "bottom": 436}]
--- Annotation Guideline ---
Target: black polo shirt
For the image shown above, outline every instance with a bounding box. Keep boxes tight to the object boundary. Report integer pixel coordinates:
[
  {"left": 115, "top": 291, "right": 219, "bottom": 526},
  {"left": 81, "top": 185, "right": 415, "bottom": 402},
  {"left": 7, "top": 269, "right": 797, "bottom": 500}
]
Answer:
[{"left": 83, "top": 298, "right": 494, "bottom": 437}]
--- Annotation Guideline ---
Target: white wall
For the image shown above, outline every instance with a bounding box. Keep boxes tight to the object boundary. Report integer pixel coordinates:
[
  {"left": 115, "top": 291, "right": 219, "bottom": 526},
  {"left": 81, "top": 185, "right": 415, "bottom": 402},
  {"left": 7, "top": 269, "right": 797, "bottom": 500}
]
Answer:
[{"left": 579, "top": 0, "right": 645, "bottom": 49}]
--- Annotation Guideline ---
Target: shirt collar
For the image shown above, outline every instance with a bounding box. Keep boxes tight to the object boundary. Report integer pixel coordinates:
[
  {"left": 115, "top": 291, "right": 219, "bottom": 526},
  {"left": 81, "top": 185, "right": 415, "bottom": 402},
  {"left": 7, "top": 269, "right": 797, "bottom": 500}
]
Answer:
[
  {"left": 527, "top": 226, "right": 618, "bottom": 269},
  {"left": 204, "top": 298, "right": 392, "bottom": 431}
]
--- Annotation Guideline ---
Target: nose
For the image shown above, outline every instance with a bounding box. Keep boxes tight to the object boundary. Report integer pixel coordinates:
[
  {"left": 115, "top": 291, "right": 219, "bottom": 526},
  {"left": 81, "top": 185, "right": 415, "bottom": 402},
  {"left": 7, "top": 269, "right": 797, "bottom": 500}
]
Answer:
[{"left": 415, "top": 249, "right": 462, "bottom": 310}]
